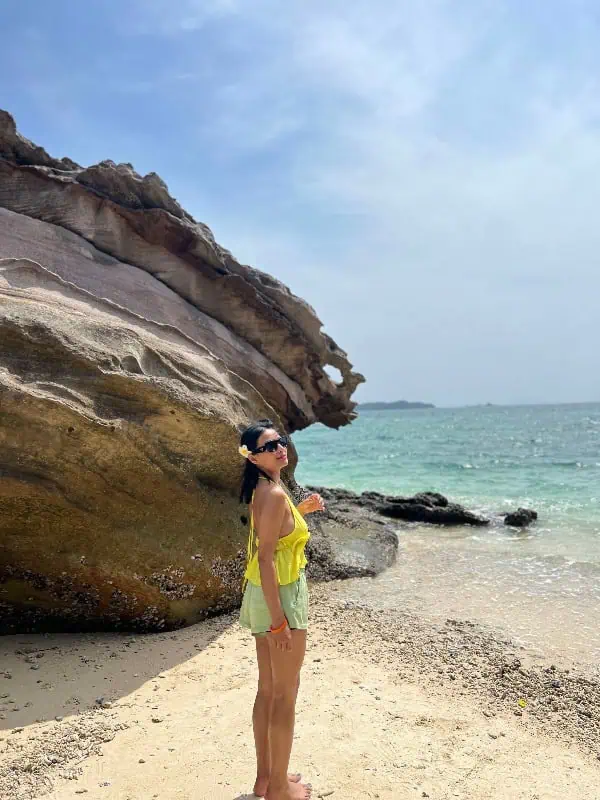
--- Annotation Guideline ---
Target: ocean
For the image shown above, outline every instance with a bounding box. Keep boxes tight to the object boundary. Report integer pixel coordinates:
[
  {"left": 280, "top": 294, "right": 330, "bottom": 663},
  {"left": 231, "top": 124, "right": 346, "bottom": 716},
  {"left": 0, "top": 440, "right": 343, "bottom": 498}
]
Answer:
[{"left": 294, "top": 403, "right": 600, "bottom": 672}]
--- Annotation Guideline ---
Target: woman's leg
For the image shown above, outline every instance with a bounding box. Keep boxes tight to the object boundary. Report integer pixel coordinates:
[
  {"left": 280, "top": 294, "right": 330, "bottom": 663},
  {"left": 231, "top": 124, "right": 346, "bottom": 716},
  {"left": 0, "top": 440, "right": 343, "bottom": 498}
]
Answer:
[
  {"left": 266, "top": 630, "right": 311, "bottom": 800},
  {"left": 253, "top": 636, "right": 302, "bottom": 798},
  {"left": 253, "top": 635, "right": 274, "bottom": 795}
]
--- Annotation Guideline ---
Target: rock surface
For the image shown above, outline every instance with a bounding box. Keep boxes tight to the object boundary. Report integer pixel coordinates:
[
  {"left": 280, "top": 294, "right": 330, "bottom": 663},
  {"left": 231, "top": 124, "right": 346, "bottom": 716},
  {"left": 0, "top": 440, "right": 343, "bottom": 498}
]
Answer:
[
  {"left": 0, "top": 110, "right": 368, "bottom": 633},
  {"left": 312, "top": 487, "right": 491, "bottom": 527},
  {"left": 504, "top": 508, "right": 538, "bottom": 528},
  {"left": 289, "top": 483, "right": 398, "bottom": 580},
  {"left": 380, "top": 496, "right": 490, "bottom": 526}
]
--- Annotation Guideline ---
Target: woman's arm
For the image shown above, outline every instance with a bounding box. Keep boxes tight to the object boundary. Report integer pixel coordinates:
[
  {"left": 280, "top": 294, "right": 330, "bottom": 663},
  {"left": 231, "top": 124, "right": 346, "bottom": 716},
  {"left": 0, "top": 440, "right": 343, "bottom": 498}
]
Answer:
[{"left": 256, "top": 488, "right": 289, "bottom": 639}]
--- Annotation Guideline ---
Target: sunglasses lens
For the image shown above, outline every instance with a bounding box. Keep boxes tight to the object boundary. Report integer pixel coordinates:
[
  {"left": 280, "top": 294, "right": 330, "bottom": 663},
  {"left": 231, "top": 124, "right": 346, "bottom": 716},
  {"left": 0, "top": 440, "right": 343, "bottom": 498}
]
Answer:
[{"left": 264, "top": 437, "right": 289, "bottom": 453}]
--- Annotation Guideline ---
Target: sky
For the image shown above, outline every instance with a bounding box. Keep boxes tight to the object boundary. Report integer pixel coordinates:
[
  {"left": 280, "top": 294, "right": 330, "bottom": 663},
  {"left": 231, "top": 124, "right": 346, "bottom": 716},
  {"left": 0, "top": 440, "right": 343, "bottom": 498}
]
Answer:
[{"left": 1, "top": 0, "right": 599, "bottom": 407}]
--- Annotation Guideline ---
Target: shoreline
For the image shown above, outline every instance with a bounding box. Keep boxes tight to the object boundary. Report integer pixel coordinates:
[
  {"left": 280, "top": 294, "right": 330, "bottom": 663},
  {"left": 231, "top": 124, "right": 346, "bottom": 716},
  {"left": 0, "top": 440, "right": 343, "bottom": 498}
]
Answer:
[
  {"left": 1, "top": 584, "right": 598, "bottom": 800},
  {"left": 315, "top": 484, "right": 600, "bottom": 675}
]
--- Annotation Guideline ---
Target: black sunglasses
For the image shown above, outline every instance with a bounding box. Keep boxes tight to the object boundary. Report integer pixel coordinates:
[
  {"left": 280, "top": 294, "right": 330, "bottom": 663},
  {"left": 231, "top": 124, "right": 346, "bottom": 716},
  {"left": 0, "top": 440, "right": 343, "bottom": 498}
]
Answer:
[{"left": 252, "top": 435, "right": 289, "bottom": 455}]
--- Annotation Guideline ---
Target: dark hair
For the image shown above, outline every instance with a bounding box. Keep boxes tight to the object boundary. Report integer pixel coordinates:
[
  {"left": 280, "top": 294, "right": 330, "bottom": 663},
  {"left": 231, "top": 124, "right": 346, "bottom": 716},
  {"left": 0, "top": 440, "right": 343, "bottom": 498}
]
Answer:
[{"left": 239, "top": 419, "right": 277, "bottom": 504}]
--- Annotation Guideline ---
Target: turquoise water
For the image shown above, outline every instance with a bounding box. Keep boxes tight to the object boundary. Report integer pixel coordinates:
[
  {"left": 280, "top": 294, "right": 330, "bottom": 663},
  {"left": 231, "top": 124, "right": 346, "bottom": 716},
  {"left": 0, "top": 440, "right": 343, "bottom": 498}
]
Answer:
[{"left": 294, "top": 404, "right": 600, "bottom": 669}]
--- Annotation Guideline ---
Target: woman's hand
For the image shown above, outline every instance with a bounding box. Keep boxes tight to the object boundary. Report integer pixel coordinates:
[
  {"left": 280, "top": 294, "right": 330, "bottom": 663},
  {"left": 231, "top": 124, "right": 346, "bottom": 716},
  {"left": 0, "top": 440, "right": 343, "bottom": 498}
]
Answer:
[
  {"left": 297, "top": 493, "right": 325, "bottom": 516},
  {"left": 271, "top": 622, "right": 293, "bottom": 651}
]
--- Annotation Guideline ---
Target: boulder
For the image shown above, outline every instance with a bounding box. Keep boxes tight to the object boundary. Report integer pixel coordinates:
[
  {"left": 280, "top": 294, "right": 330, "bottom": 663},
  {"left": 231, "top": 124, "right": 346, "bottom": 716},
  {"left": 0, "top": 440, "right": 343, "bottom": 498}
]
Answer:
[
  {"left": 289, "top": 484, "right": 398, "bottom": 579},
  {"left": 378, "top": 500, "right": 490, "bottom": 526},
  {"left": 504, "top": 508, "right": 538, "bottom": 528},
  {"left": 0, "top": 110, "right": 366, "bottom": 633},
  {"left": 310, "top": 486, "right": 490, "bottom": 527},
  {"left": 412, "top": 491, "right": 449, "bottom": 508}
]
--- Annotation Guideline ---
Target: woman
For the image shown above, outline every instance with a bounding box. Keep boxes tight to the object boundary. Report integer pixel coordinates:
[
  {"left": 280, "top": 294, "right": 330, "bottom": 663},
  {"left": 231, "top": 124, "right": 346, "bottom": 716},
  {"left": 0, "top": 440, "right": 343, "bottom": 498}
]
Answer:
[{"left": 238, "top": 419, "right": 324, "bottom": 800}]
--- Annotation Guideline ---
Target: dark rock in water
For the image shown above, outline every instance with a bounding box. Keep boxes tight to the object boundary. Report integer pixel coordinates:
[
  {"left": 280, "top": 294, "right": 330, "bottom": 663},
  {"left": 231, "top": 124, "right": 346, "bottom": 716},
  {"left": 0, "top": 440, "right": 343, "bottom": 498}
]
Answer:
[
  {"left": 308, "top": 486, "right": 490, "bottom": 527},
  {"left": 412, "top": 492, "right": 449, "bottom": 508},
  {"left": 504, "top": 508, "right": 538, "bottom": 528},
  {"left": 357, "top": 490, "right": 386, "bottom": 504},
  {"left": 379, "top": 501, "right": 490, "bottom": 527}
]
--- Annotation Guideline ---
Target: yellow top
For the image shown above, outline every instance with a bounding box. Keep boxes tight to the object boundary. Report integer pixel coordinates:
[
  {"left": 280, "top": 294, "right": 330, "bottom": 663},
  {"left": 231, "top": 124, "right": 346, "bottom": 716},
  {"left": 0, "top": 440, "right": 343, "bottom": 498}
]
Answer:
[{"left": 244, "top": 488, "right": 310, "bottom": 588}]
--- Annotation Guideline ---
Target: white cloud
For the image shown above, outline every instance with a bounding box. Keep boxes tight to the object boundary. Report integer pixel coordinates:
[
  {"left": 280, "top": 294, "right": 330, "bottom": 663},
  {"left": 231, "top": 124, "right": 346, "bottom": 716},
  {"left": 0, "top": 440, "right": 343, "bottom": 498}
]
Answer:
[
  {"left": 125, "top": 0, "right": 242, "bottom": 34},
  {"left": 157, "top": 1, "right": 600, "bottom": 403},
  {"left": 48, "top": 0, "right": 600, "bottom": 402}
]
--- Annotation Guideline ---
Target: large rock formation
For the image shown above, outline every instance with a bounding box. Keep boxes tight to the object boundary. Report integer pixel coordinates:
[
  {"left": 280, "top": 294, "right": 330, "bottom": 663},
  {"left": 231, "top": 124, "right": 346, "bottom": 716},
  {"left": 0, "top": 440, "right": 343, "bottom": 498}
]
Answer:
[
  {"left": 0, "top": 110, "right": 367, "bottom": 633},
  {"left": 311, "top": 487, "right": 491, "bottom": 527}
]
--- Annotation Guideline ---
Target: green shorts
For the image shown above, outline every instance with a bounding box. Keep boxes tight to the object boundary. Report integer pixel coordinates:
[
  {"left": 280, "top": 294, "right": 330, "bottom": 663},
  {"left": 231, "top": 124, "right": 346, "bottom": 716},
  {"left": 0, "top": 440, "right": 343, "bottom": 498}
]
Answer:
[{"left": 239, "top": 570, "right": 308, "bottom": 635}]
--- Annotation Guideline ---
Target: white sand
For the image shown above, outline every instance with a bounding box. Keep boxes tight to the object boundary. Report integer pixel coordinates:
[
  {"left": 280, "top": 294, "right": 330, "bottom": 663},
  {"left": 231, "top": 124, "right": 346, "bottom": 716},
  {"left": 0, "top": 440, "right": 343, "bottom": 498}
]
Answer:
[{"left": 1, "top": 595, "right": 599, "bottom": 800}]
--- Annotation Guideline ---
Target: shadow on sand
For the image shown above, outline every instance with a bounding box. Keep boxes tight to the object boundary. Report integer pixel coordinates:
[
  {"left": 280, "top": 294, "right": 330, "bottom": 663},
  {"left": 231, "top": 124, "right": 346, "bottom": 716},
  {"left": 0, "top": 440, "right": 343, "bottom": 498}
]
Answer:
[{"left": 0, "top": 612, "right": 236, "bottom": 732}]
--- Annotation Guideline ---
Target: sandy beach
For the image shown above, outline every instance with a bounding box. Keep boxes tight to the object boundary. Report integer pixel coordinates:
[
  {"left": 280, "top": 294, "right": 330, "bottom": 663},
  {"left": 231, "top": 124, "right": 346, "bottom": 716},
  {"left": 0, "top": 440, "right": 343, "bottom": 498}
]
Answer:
[{"left": 1, "top": 585, "right": 599, "bottom": 800}]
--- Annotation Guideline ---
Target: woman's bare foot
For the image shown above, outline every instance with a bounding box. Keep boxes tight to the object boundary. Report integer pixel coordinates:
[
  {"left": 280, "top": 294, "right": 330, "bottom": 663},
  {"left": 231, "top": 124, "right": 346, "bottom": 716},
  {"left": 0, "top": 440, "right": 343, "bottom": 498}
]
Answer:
[
  {"left": 253, "top": 773, "right": 302, "bottom": 798},
  {"left": 265, "top": 779, "right": 312, "bottom": 799}
]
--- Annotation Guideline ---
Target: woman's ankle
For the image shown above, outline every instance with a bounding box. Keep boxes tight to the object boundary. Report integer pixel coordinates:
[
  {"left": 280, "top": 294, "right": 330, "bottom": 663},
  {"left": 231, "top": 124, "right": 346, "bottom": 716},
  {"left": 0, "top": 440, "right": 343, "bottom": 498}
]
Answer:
[{"left": 268, "top": 774, "right": 289, "bottom": 790}]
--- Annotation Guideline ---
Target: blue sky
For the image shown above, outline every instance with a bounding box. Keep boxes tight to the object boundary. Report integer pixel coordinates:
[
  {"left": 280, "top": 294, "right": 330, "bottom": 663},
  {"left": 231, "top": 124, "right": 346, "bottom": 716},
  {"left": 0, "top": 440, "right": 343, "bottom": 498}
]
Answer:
[{"left": 2, "top": 0, "right": 600, "bottom": 406}]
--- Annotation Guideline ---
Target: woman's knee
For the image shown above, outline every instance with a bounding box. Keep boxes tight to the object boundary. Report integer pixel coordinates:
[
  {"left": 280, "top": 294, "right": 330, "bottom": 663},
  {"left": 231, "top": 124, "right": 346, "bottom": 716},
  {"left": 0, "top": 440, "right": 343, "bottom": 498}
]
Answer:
[
  {"left": 256, "top": 678, "right": 273, "bottom": 700},
  {"left": 272, "top": 677, "right": 299, "bottom": 703}
]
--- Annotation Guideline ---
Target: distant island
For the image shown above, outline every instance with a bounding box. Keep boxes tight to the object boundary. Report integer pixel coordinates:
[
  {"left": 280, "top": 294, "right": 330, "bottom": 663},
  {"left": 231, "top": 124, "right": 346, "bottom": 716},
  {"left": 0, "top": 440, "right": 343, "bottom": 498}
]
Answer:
[{"left": 356, "top": 400, "right": 435, "bottom": 411}]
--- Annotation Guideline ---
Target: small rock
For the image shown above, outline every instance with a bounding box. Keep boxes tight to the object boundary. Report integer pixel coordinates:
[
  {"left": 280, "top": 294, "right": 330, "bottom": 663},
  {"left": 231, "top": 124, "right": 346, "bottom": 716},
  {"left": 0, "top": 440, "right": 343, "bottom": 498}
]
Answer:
[
  {"left": 504, "top": 508, "right": 538, "bottom": 528},
  {"left": 139, "top": 758, "right": 146, "bottom": 764},
  {"left": 151, "top": 717, "right": 163, "bottom": 723}
]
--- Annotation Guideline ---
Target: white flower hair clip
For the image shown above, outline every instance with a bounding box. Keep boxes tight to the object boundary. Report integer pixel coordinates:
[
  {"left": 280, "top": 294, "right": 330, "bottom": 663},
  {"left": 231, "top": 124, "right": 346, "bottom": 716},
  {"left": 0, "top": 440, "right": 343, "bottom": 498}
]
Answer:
[{"left": 238, "top": 444, "right": 251, "bottom": 459}]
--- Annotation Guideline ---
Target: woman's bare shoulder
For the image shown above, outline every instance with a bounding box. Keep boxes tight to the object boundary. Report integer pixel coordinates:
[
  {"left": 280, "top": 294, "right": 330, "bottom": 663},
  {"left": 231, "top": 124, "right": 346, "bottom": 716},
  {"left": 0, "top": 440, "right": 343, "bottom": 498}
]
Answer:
[{"left": 253, "top": 481, "right": 286, "bottom": 512}]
